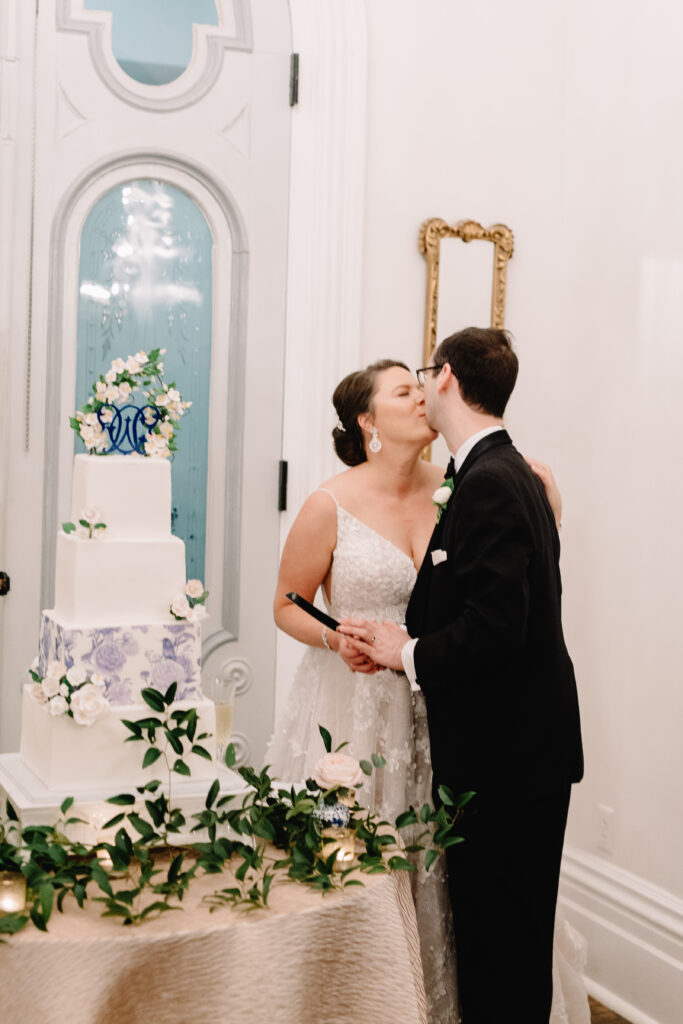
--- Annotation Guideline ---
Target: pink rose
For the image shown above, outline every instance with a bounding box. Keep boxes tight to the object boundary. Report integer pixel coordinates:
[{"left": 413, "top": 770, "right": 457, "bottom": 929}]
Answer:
[{"left": 313, "top": 752, "right": 363, "bottom": 790}]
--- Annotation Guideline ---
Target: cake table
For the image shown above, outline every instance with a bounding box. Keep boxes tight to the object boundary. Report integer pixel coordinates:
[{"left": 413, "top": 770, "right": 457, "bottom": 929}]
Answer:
[{"left": 0, "top": 848, "right": 428, "bottom": 1024}]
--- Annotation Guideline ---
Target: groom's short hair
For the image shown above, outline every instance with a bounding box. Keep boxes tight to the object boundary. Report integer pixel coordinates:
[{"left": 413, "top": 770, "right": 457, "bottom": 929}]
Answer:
[{"left": 434, "top": 327, "right": 518, "bottom": 417}]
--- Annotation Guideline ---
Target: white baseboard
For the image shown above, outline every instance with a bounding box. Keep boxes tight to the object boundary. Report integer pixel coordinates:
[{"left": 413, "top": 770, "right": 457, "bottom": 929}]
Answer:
[{"left": 559, "top": 845, "right": 683, "bottom": 1024}]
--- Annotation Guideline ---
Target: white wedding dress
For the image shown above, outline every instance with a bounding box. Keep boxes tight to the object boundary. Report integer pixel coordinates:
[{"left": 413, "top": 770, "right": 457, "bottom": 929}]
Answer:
[{"left": 266, "top": 489, "right": 590, "bottom": 1024}]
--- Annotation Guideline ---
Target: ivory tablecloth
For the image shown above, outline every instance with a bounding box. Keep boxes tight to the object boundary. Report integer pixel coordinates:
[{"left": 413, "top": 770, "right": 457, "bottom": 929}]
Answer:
[{"left": 0, "top": 857, "right": 427, "bottom": 1024}]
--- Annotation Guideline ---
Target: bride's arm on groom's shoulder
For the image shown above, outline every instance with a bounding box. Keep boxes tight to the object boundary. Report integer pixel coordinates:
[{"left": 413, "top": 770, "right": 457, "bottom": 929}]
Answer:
[
  {"left": 273, "top": 491, "right": 340, "bottom": 649},
  {"left": 524, "top": 457, "right": 562, "bottom": 529}
]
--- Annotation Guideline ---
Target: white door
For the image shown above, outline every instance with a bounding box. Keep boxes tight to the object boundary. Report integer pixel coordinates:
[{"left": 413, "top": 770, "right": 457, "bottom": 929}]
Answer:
[{"left": 0, "top": 0, "right": 292, "bottom": 766}]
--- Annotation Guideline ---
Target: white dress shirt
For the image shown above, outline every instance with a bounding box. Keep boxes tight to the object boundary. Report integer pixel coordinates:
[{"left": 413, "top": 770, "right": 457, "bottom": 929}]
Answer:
[{"left": 401, "top": 425, "right": 505, "bottom": 690}]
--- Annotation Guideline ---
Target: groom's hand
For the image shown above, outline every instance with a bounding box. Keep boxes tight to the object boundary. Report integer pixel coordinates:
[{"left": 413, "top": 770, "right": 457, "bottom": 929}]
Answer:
[{"left": 338, "top": 619, "right": 408, "bottom": 672}]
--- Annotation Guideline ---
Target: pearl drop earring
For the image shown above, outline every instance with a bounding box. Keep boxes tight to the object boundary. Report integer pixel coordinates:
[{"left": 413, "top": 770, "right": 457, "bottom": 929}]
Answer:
[{"left": 369, "top": 426, "right": 382, "bottom": 454}]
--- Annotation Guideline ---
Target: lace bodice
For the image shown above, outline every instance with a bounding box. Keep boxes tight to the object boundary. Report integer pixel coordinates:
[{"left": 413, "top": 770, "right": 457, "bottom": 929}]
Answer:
[{"left": 322, "top": 491, "right": 418, "bottom": 623}]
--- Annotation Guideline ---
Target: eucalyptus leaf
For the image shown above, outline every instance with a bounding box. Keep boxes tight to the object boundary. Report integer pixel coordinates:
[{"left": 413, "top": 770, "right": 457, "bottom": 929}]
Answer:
[
  {"left": 359, "top": 759, "right": 373, "bottom": 776},
  {"left": 60, "top": 796, "right": 75, "bottom": 815}
]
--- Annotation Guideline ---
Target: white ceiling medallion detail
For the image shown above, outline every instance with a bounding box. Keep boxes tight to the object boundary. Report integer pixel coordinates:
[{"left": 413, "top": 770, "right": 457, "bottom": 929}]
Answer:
[
  {"left": 55, "top": 84, "right": 87, "bottom": 140},
  {"left": 220, "top": 103, "right": 250, "bottom": 157},
  {"left": 56, "top": 0, "right": 253, "bottom": 112}
]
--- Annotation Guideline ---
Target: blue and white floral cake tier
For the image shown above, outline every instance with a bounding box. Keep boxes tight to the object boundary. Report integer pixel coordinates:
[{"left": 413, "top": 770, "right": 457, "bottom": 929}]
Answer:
[{"left": 39, "top": 611, "right": 202, "bottom": 705}]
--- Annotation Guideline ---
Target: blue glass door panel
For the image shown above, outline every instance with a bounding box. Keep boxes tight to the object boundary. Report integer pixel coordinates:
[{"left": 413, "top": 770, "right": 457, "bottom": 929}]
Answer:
[
  {"left": 75, "top": 179, "right": 213, "bottom": 580},
  {"left": 84, "top": 0, "right": 219, "bottom": 86}
]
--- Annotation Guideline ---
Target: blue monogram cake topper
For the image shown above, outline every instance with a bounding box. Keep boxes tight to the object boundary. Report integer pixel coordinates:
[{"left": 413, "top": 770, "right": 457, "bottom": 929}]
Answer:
[
  {"left": 70, "top": 349, "right": 190, "bottom": 459},
  {"left": 97, "top": 404, "right": 161, "bottom": 455}
]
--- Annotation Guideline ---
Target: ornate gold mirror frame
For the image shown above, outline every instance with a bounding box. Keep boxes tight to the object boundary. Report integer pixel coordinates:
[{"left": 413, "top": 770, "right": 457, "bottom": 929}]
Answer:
[{"left": 418, "top": 219, "right": 515, "bottom": 366}]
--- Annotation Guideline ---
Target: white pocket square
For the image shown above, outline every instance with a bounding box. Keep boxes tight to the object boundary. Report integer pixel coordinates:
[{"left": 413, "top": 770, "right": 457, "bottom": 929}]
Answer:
[{"left": 431, "top": 549, "right": 448, "bottom": 566}]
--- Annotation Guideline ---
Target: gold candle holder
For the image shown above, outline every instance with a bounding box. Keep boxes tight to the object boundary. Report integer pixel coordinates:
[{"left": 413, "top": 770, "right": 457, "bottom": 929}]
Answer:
[
  {"left": 320, "top": 827, "right": 356, "bottom": 871},
  {"left": 0, "top": 871, "right": 27, "bottom": 913}
]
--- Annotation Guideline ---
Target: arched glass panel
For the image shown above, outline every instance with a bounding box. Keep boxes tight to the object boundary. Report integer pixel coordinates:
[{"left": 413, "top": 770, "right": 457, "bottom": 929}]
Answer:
[
  {"left": 76, "top": 179, "right": 213, "bottom": 579},
  {"left": 84, "top": 0, "right": 219, "bottom": 86}
]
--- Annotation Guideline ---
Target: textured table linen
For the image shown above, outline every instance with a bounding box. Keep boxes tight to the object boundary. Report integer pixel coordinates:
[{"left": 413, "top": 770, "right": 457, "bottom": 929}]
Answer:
[{"left": 0, "top": 857, "right": 427, "bottom": 1024}]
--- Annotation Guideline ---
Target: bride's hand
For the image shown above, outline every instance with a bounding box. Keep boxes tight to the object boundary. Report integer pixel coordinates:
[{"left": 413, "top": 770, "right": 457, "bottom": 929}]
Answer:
[
  {"left": 525, "top": 456, "right": 562, "bottom": 529},
  {"left": 338, "top": 619, "right": 407, "bottom": 672},
  {"left": 338, "top": 634, "right": 378, "bottom": 674}
]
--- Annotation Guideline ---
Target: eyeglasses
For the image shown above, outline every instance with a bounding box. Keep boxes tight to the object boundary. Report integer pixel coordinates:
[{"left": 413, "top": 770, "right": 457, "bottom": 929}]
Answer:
[{"left": 415, "top": 365, "right": 442, "bottom": 387}]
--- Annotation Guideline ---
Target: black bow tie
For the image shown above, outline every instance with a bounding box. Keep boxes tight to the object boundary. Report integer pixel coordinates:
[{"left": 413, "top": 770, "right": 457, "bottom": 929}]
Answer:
[{"left": 445, "top": 457, "right": 456, "bottom": 480}]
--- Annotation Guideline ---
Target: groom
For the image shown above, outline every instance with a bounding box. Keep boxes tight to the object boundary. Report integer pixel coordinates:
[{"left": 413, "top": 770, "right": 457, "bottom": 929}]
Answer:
[{"left": 342, "top": 327, "right": 583, "bottom": 1023}]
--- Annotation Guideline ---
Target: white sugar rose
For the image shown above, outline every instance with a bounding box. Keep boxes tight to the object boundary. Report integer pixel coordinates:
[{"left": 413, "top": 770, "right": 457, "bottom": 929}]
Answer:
[
  {"left": 171, "top": 594, "right": 191, "bottom": 619},
  {"left": 42, "top": 675, "right": 61, "bottom": 698},
  {"left": 185, "top": 579, "right": 204, "bottom": 599},
  {"left": 46, "top": 659, "right": 67, "bottom": 680},
  {"left": 70, "top": 684, "right": 108, "bottom": 726},
  {"left": 111, "top": 358, "right": 126, "bottom": 375},
  {"left": 49, "top": 695, "right": 68, "bottom": 717},
  {"left": 80, "top": 506, "right": 101, "bottom": 525},
  {"left": 30, "top": 683, "right": 48, "bottom": 705},
  {"left": 66, "top": 665, "right": 87, "bottom": 686},
  {"left": 59, "top": 683, "right": 69, "bottom": 697},
  {"left": 187, "top": 604, "right": 207, "bottom": 623},
  {"left": 99, "top": 407, "right": 114, "bottom": 424},
  {"left": 313, "top": 752, "right": 363, "bottom": 790},
  {"left": 133, "top": 350, "right": 148, "bottom": 365},
  {"left": 104, "top": 369, "right": 117, "bottom": 385}
]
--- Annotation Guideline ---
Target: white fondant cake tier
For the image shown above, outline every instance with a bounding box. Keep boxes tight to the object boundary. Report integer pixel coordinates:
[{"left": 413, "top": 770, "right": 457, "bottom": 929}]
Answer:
[
  {"left": 39, "top": 612, "right": 202, "bottom": 704},
  {"left": 71, "top": 453, "right": 173, "bottom": 539},
  {"left": 53, "top": 532, "right": 186, "bottom": 625},
  {"left": 20, "top": 685, "right": 217, "bottom": 791}
]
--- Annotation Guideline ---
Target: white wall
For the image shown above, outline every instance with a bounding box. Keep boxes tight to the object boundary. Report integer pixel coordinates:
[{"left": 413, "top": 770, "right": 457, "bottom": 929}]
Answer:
[{"left": 355, "top": 0, "right": 683, "bottom": 1018}]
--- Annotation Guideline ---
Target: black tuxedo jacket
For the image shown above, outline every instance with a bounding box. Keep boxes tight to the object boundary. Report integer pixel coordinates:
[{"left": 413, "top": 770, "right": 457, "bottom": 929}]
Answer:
[{"left": 406, "top": 430, "right": 583, "bottom": 800}]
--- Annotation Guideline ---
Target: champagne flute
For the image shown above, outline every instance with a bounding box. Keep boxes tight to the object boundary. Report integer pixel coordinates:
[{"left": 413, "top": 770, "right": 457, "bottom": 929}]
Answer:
[{"left": 204, "top": 676, "right": 237, "bottom": 765}]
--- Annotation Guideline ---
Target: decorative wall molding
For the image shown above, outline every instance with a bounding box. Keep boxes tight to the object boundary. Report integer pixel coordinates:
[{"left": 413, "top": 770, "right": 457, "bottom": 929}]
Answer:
[
  {"left": 40, "top": 153, "right": 249, "bottom": 668},
  {"left": 56, "top": 0, "right": 253, "bottom": 111},
  {"left": 559, "top": 845, "right": 683, "bottom": 1024},
  {"left": 275, "top": 0, "right": 368, "bottom": 712}
]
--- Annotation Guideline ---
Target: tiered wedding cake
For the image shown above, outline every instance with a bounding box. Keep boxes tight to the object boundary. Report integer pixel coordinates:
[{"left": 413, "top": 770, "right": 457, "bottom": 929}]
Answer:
[{"left": 20, "top": 452, "right": 217, "bottom": 791}]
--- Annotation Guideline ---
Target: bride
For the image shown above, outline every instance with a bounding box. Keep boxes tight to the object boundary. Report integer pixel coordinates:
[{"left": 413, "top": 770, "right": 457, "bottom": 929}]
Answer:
[{"left": 266, "top": 359, "right": 588, "bottom": 1024}]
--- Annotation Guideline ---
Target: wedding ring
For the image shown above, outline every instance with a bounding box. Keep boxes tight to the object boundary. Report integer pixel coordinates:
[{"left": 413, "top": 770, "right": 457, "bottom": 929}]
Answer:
[{"left": 370, "top": 633, "right": 376, "bottom": 645}]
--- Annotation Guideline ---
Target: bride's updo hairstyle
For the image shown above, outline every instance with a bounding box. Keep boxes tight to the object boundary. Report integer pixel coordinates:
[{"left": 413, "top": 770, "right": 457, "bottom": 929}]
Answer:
[{"left": 332, "top": 359, "right": 410, "bottom": 466}]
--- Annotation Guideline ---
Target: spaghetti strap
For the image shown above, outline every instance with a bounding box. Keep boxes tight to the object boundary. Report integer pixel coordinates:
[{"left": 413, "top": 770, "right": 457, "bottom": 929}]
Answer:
[{"left": 316, "top": 487, "right": 340, "bottom": 508}]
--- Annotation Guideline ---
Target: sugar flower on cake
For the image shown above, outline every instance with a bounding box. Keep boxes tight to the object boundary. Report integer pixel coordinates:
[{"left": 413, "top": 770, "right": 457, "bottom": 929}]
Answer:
[
  {"left": 185, "top": 579, "right": 205, "bottom": 599},
  {"left": 70, "top": 684, "right": 109, "bottom": 726},
  {"left": 170, "top": 581, "right": 209, "bottom": 621},
  {"left": 49, "top": 695, "right": 69, "bottom": 717},
  {"left": 28, "top": 659, "right": 111, "bottom": 725}
]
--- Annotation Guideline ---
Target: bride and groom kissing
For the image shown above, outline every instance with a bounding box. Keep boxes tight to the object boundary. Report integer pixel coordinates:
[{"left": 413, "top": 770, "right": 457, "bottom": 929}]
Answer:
[{"left": 267, "top": 326, "right": 584, "bottom": 1024}]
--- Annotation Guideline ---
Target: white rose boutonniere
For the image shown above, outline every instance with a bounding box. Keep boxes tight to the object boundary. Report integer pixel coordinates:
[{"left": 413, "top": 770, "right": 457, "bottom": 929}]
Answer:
[{"left": 432, "top": 478, "right": 455, "bottom": 523}]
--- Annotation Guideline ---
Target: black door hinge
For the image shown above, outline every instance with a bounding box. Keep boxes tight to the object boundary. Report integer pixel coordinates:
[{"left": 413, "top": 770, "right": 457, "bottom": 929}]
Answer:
[
  {"left": 278, "top": 460, "right": 288, "bottom": 512},
  {"left": 0, "top": 572, "right": 10, "bottom": 596},
  {"left": 289, "top": 53, "right": 299, "bottom": 107}
]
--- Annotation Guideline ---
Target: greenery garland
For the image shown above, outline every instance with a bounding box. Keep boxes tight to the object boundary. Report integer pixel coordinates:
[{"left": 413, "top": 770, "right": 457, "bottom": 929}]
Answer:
[{"left": 0, "top": 683, "right": 473, "bottom": 937}]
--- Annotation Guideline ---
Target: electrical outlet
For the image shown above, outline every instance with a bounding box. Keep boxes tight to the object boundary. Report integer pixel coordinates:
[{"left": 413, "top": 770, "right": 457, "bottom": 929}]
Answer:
[{"left": 597, "top": 803, "right": 615, "bottom": 854}]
